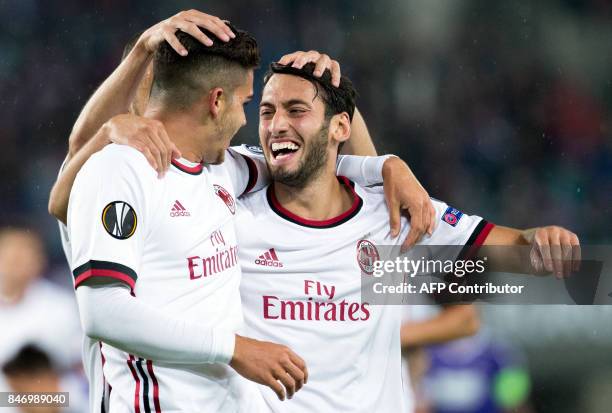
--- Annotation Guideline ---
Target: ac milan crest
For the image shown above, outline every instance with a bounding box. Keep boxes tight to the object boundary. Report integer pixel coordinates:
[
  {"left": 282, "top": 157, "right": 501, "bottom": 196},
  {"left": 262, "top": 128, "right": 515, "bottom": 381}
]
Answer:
[
  {"left": 356, "top": 239, "right": 379, "bottom": 275},
  {"left": 214, "top": 184, "right": 236, "bottom": 215}
]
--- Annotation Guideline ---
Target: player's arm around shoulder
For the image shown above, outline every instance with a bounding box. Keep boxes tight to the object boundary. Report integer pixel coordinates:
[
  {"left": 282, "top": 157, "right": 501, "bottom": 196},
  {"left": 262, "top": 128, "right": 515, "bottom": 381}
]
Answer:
[{"left": 49, "top": 113, "right": 178, "bottom": 224}]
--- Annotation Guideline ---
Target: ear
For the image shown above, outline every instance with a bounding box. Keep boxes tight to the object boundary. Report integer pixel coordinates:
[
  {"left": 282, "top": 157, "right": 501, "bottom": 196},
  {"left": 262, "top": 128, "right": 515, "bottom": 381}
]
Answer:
[
  {"left": 330, "top": 112, "right": 351, "bottom": 145},
  {"left": 207, "top": 87, "right": 225, "bottom": 119}
]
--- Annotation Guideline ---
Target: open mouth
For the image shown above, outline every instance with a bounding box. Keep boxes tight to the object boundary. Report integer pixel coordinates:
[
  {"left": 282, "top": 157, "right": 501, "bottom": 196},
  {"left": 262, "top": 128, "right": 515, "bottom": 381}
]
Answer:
[{"left": 270, "top": 140, "right": 301, "bottom": 162}]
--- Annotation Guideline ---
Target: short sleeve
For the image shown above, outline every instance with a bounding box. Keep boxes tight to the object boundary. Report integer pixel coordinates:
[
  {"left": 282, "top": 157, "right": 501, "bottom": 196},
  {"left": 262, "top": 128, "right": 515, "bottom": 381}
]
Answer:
[
  {"left": 67, "top": 146, "right": 151, "bottom": 291},
  {"left": 226, "top": 145, "right": 269, "bottom": 195},
  {"left": 56, "top": 158, "right": 73, "bottom": 266},
  {"left": 419, "top": 199, "right": 495, "bottom": 259}
]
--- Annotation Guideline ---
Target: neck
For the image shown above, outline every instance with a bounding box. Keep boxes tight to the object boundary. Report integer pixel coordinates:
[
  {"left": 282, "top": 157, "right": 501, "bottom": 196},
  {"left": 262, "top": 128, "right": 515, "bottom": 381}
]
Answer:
[
  {"left": 144, "top": 105, "right": 212, "bottom": 163},
  {"left": 273, "top": 163, "right": 354, "bottom": 221}
]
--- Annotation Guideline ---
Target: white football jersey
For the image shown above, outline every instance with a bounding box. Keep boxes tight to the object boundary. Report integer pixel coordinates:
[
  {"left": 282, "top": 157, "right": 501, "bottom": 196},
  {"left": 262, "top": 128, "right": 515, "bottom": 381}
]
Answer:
[
  {"left": 59, "top": 144, "right": 384, "bottom": 413},
  {"left": 67, "top": 144, "right": 264, "bottom": 413},
  {"left": 236, "top": 178, "right": 493, "bottom": 413},
  {"left": 57, "top": 158, "right": 107, "bottom": 413}
]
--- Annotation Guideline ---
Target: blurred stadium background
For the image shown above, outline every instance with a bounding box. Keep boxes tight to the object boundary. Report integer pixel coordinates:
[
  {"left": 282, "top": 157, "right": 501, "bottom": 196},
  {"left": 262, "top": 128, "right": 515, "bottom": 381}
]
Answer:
[{"left": 1, "top": 0, "right": 611, "bottom": 412}]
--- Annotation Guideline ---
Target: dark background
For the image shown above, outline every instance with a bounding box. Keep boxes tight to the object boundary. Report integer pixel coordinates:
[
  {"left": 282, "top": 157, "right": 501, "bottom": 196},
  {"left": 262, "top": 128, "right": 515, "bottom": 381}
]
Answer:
[{"left": 1, "top": 1, "right": 611, "bottom": 412}]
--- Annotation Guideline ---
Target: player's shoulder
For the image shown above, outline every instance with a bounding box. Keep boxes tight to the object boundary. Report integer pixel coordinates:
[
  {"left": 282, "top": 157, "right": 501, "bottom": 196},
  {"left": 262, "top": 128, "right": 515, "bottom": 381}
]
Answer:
[
  {"left": 237, "top": 184, "right": 268, "bottom": 208},
  {"left": 356, "top": 183, "right": 450, "bottom": 213},
  {"left": 83, "top": 144, "right": 155, "bottom": 181},
  {"left": 353, "top": 183, "right": 389, "bottom": 214},
  {"left": 90, "top": 143, "right": 150, "bottom": 167},
  {"left": 228, "top": 143, "right": 264, "bottom": 158}
]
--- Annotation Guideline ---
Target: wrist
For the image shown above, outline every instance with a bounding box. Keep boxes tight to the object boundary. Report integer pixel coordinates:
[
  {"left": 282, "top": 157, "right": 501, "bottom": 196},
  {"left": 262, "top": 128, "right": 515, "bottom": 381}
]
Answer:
[
  {"left": 131, "top": 36, "right": 155, "bottom": 60},
  {"left": 229, "top": 334, "right": 243, "bottom": 367},
  {"left": 520, "top": 228, "right": 537, "bottom": 244}
]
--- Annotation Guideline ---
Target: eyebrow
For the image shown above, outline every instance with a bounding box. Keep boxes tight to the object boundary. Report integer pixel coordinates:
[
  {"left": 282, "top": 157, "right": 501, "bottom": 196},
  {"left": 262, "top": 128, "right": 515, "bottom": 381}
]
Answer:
[{"left": 259, "top": 99, "right": 312, "bottom": 108}]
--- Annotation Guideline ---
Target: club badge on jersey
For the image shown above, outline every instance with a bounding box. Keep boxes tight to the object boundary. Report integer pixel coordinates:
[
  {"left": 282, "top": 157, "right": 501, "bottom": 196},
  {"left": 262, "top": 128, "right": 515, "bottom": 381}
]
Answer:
[
  {"left": 214, "top": 184, "right": 236, "bottom": 215},
  {"left": 356, "top": 239, "right": 379, "bottom": 275},
  {"left": 245, "top": 145, "right": 263, "bottom": 155},
  {"left": 442, "top": 206, "right": 463, "bottom": 227},
  {"left": 101, "top": 201, "right": 137, "bottom": 240}
]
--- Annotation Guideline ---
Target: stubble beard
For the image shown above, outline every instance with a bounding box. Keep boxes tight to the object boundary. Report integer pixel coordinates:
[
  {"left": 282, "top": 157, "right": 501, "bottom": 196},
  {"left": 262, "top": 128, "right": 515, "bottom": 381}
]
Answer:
[{"left": 269, "top": 123, "right": 330, "bottom": 189}]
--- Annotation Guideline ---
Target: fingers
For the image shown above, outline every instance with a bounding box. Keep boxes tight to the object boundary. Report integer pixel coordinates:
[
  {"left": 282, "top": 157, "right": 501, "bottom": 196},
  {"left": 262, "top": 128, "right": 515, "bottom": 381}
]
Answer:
[
  {"left": 570, "top": 232, "right": 581, "bottom": 272},
  {"left": 162, "top": 27, "right": 188, "bottom": 56},
  {"left": 533, "top": 227, "right": 582, "bottom": 278},
  {"left": 281, "top": 361, "right": 305, "bottom": 393},
  {"left": 278, "top": 51, "right": 301, "bottom": 66},
  {"left": 401, "top": 196, "right": 432, "bottom": 253},
  {"left": 547, "top": 229, "right": 564, "bottom": 279},
  {"left": 277, "top": 51, "right": 341, "bottom": 86},
  {"left": 266, "top": 375, "right": 286, "bottom": 401},
  {"left": 182, "top": 11, "right": 234, "bottom": 42},
  {"left": 148, "top": 136, "right": 165, "bottom": 178},
  {"left": 275, "top": 367, "right": 297, "bottom": 399},
  {"left": 155, "top": 122, "right": 177, "bottom": 168},
  {"left": 561, "top": 235, "right": 573, "bottom": 277},
  {"left": 175, "top": 21, "right": 214, "bottom": 47},
  {"left": 330, "top": 60, "right": 341, "bottom": 87},
  {"left": 535, "top": 231, "right": 553, "bottom": 274},
  {"left": 385, "top": 191, "right": 401, "bottom": 238},
  {"left": 313, "top": 54, "right": 331, "bottom": 77},
  {"left": 422, "top": 201, "right": 430, "bottom": 238},
  {"left": 292, "top": 50, "right": 321, "bottom": 69},
  {"left": 530, "top": 245, "right": 545, "bottom": 273},
  {"left": 560, "top": 230, "right": 580, "bottom": 276},
  {"left": 402, "top": 208, "right": 425, "bottom": 253},
  {"left": 147, "top": 128, "right": 171, "bottom": 177},
  {"left": 273, "top": 348, "right": 307, "bottom": 399},
  {"left": 288, "top": 351, "right": 308, "bottom": 384},
  {"left": 160, "top": 10, "right": 235, "bottom": 56}
]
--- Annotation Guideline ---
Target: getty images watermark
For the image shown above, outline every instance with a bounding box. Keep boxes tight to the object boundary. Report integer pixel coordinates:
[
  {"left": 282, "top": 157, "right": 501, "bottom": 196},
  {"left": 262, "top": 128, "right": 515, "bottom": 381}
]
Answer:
[
  {"left": 359, "top": 245, "right": 610, "bottom": 305},
  {"left": 371, "top": 255, "right": 524, "bottom": 296}
]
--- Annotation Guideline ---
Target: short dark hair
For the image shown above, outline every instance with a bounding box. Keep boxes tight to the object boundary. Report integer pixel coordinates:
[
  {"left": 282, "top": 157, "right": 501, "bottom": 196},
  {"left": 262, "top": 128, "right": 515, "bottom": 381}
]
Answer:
[
  {"left": 263, "top": 62, "right": 357, "bottom": 122},
  {"left": 151, "top": 23, "right": 260, "bottom": 109},
  {"left": 2, "top": 345, "right": 54, "bottom": 377}
]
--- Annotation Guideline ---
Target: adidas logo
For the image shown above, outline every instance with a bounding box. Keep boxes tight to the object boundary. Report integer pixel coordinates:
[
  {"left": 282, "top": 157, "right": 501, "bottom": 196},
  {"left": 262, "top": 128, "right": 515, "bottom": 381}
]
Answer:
[
  {"left": 170, "top": 200, "right": 191, "bottom": 217},
  {"left": 255, "top": 248, "right": 283, "bottom": 268}
]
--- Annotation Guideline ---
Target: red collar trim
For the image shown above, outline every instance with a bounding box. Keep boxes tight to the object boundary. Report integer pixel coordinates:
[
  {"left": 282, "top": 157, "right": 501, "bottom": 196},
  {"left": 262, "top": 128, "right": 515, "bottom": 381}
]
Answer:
[
  {"left": 171, "top": 159, "right": 204, "bottom": 175},
  {"left": 267, "top": 176, "right": 363, "bottom": 228}
]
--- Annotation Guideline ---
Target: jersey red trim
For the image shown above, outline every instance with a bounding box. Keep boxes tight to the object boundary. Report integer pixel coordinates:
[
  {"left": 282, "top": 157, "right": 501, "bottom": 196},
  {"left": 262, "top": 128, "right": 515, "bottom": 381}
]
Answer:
[
  {"left": 74, "top": 270, "right": 136, "bottom": 290},
  {"left": 134, "top": 358, "right": 152, "bottom": 413},
  {"left": 240, "top": 154, "right": 258, "bottom": 195},
  {"left": 171, "top": 159, "right": 204, "bottom": 175},
  {"left": 127, "top": 355, "right": 141, "bottom": 413},
  {"left": 461, "top": 220, "right": 495, "bottom": 259},
  {"left": 100, "top": 342, "right": 107, "bottom": 413},
  {"left": 267, "top": 176, "right": 363, "bottom": 228},
  {"left": 73, "top": 261, "right": 137, "bottom": 291},
  {"left": 146, "top": 360, "right": 161, "bottom": 413}
]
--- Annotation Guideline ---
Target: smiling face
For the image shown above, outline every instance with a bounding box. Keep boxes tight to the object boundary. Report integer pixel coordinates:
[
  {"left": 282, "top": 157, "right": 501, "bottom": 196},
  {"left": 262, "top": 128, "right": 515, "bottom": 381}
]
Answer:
[{"left": 259, "top": 74, "right": 340, "bottom": 187}]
